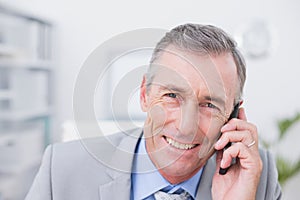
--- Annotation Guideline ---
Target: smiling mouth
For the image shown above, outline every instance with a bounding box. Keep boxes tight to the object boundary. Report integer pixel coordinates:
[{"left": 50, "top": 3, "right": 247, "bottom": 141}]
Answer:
[{"left": 164, "top": 136, "right": 199, "bottom": 150}]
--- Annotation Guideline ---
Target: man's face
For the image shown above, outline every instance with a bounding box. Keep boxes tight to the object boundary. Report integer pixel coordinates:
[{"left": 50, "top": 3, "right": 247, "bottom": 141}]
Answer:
[{"left": 140, "top": 48, "right": 239, "bottom": 184}]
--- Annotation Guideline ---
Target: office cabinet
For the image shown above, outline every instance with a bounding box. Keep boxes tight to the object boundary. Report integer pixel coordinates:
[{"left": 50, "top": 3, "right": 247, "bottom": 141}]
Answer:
[{"left": 0, "top": 5, "right": 53, "bottom": 200}]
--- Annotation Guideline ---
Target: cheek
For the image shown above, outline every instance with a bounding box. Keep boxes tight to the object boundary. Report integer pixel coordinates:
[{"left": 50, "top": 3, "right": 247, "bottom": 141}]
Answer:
[
  {"left": 203, "top": 119, "right": 223, "bottom": 140},
  {"left": 150, "top": 104, "right": 182, "bottom": 127},
  {"left": 197, "top": 121, "right": 223, "bottom": 158},
  {"left": 144, "top": 103, "right": 167, "bottom": 132},
  {"left": 150, "top": 104, "right": 166, "bottom": 121}
]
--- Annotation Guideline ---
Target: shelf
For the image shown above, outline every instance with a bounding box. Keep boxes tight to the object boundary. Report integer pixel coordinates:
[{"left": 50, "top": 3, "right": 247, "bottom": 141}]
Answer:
[
  {"left": 0, "top": 90, "right": 14, "bottom": 100},
  {"left": 0, "top": 154, "right": 42, "bottom": 174},
  {"left": 0, "top": 4, "right": 52, "bottom": 25},
  {"left": 0, "top": 58, "right": 52, "bottom": 70},
  {"left": 0, "top": 107, "right": 52, "bottom": 121},
  {"left": 0, "top": 44, "right": 20, "bottom": 57}
]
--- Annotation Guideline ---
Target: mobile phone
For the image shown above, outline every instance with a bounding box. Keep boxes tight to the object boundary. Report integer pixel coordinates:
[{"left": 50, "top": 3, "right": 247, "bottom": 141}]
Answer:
[{"left": 218, "top": 103, "right": 240, "bottom": 175}]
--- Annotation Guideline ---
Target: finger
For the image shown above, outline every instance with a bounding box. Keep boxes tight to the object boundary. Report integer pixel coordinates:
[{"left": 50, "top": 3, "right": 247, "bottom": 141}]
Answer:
[
  {"left": 221, "top": 118, "right": 256, "bottom": 132},
  {"left": 220, "top": 143, "right": 251, "bottom": 169},
  {"left": 220, "top": 119, "right": 258, "bottom": 140},
  {"left": 214, "top": 130, "right": 256, "bottom": 150}
]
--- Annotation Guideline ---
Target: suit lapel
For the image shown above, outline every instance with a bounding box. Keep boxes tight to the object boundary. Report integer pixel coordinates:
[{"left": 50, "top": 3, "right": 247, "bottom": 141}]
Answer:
[
  {"left": 97, "top": 128, "right": 217, "bottom": 200},
  {"left": 196, "top": 155, "right": 216, "bottom": 199},
  {"left": 98, "top": 128, "right": 143, "bottom": 200},
  {"left": 99, "top": 175, "right": 131, "bottom": 200}
]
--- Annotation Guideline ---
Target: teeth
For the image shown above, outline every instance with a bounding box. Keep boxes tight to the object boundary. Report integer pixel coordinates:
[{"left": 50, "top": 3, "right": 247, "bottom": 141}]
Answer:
[{"left": 165, "top": 137, "right": 197, "bottom": 150}]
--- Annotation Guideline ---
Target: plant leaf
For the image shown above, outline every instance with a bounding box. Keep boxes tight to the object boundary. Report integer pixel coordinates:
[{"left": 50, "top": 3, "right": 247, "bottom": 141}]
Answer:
[
  {"left": 278, "top": 112, "right": 300, "bottom": 139},
  {"left": 277, "top": 156, "right": 300, "bottom": 185}
]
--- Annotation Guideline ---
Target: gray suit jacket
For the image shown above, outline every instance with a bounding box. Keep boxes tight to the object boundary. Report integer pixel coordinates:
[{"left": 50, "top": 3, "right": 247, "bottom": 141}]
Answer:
[{"left": 25, "top": 128, "right": 282, "bottom": 200}]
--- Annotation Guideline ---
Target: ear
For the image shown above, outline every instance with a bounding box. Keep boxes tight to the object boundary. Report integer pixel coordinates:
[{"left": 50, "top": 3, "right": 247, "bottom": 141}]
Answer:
[
  {"left": 140, "top": 75, "right": 149, "bottom": 112},
  {"left": 239, "top": 100, "right": 244, "bottom": 106}
]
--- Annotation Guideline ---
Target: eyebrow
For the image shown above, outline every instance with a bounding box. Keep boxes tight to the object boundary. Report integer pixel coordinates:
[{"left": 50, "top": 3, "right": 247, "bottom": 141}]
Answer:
[
  {"left": 159, "top": 84, "right": 189, "bottom": 94},
  {"left": 203, "top": 95, "right": 226, "bottom": 107}
]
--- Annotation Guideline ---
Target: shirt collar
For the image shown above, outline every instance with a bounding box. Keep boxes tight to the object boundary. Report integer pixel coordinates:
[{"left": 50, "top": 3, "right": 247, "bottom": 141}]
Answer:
[{"left": 132, "top": 136, "right": 203, "bottom": 199}]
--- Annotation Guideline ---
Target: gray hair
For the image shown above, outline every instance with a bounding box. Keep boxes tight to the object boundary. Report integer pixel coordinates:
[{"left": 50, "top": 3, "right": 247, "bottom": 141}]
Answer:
[{"left": 147, "top": 23, "right": 246, "bottom": 103}]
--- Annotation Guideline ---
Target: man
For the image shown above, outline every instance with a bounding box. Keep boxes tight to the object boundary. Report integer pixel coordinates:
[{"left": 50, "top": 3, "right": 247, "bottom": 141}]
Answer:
[{"left": 26, "top": 24, "right": 282, "bottom": 200}]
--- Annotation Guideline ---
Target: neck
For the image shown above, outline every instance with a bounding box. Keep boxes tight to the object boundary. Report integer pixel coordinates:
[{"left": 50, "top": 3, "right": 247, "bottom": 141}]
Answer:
[{"left": 158, "top": 166, "right": 202, "bottom": 185}]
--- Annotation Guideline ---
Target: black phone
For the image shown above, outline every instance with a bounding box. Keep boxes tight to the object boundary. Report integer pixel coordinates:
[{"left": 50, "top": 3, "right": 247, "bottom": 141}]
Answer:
[{"left": 218, "top": 103, "right": 240, "bottom": 175}]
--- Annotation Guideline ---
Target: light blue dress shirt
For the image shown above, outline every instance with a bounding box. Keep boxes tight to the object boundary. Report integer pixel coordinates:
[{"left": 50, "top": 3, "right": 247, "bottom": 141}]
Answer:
[{"left": 131, "top": 137, "right": 203, "bottom": 200}]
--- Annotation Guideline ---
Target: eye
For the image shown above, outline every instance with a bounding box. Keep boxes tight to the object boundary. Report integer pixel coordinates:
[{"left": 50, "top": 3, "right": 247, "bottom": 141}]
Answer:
[
  {"left": 162, "top": 92, "right": 181, "bottom": 106},
  {"left": 166, "top": 93, "right": 177, "bottom": 98},
  {"left": 200, "top": 102, "right": 218, "bottom": 110},
  {"left": 206, "top": 103, "right": 216, "bottom": 109}
]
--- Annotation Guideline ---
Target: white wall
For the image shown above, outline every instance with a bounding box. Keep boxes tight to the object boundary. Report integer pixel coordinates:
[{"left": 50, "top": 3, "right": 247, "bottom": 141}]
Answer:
[{"left": 1, "top": 0, "right": 300, "bottom": 197}]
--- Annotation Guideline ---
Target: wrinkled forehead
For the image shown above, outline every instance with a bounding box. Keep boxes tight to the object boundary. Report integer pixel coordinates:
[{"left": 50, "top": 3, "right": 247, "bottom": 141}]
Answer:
[{"left": 150, "top": 49, "right": 238, "bottom": 103}]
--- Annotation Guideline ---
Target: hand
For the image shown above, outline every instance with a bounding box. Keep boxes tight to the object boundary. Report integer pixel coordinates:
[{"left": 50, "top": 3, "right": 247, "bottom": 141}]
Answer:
[{"left": 212, "top": 107, "right": 263, "bottom": 200}]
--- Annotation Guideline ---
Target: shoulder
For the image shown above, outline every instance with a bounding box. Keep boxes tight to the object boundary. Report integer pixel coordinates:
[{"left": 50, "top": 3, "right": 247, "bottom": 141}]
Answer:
[
  {"left": 258, "top": 148, "right": 280, "bottom": 182},
  {"left": 50, "top": 128, "right": 141, "bottom": 163},
  {"left": 257, "top": 148, "right": 282, "bottom": 200},
  {"left": 26, "top": 128, "right": 142, "bottom": 199},
  {"left": 49, "top": 128, "right": 141, "bottom": 181}
]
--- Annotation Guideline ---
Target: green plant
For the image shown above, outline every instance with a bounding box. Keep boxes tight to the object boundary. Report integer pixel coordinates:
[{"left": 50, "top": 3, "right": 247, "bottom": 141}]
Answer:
[{"left": 261, "top": 112, "right": 300, "bottom": 186}]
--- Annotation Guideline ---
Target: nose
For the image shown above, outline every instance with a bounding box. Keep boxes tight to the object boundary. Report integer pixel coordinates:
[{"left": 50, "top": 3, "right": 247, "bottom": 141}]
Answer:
[{"left": 177, "top": 101, "right": 199, "bottom": 138}]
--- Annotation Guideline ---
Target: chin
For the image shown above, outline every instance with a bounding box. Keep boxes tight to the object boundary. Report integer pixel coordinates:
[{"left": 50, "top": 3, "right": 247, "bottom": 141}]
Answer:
[{"left": 159, "top": 162, "right": 203, "bottom": 184}]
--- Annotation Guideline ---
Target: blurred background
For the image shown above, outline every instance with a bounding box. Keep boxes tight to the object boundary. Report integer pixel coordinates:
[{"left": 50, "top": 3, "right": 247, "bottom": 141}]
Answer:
[{"left": 0, "top": 0, "right": 299, "bottom": 199}]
